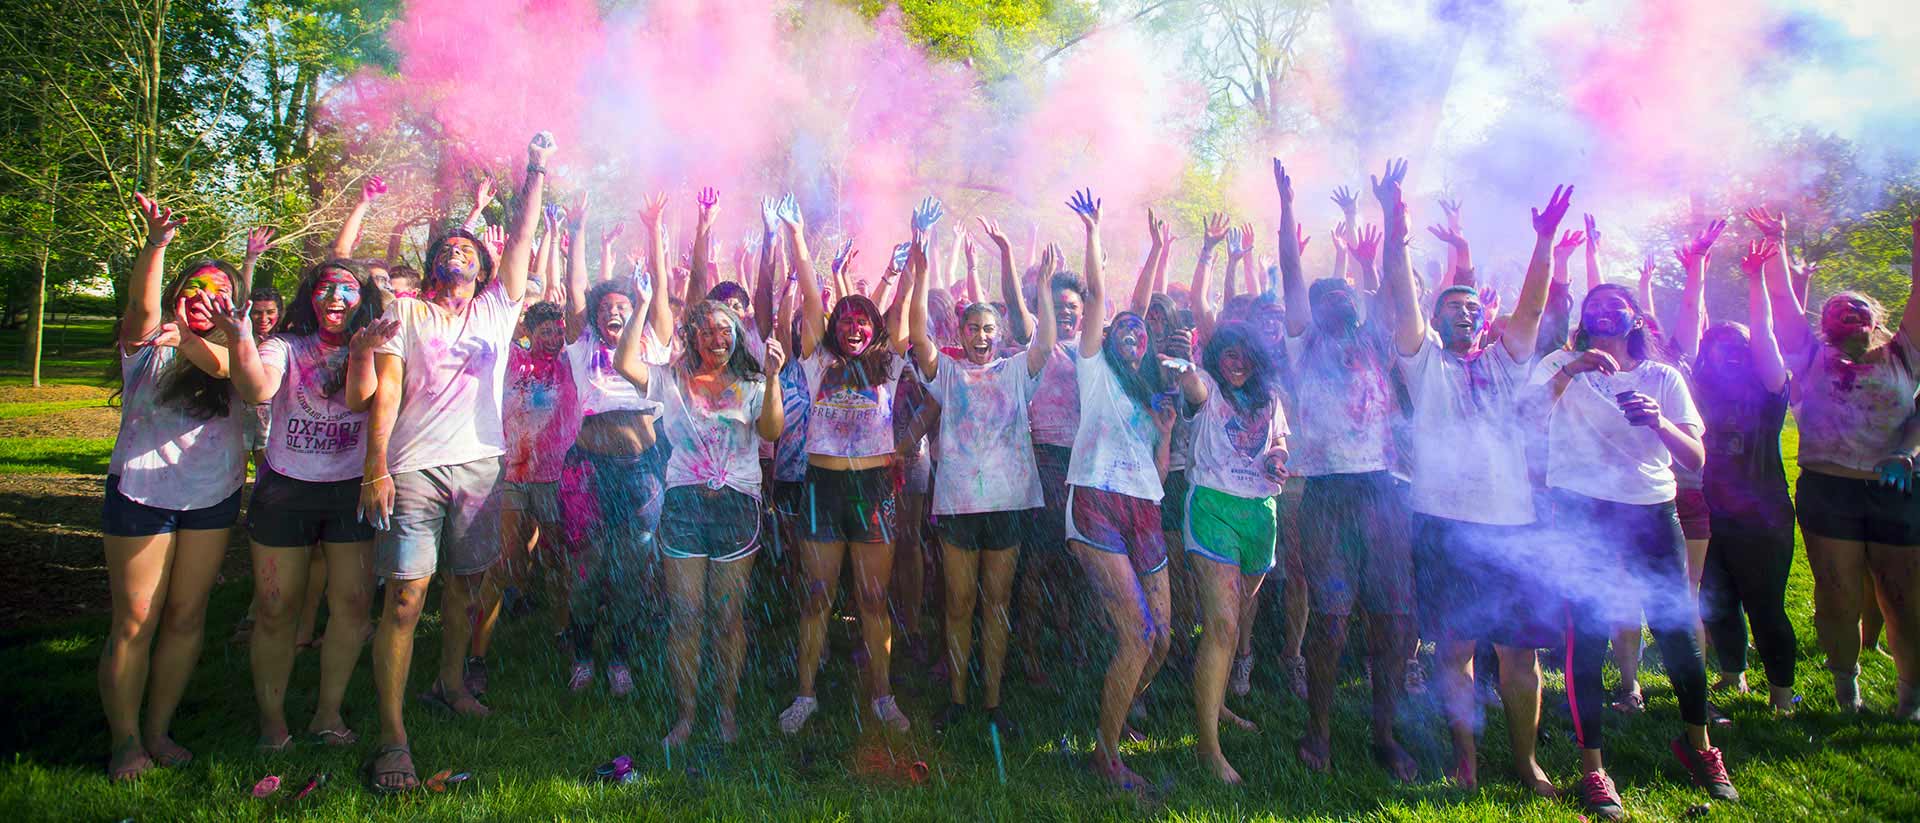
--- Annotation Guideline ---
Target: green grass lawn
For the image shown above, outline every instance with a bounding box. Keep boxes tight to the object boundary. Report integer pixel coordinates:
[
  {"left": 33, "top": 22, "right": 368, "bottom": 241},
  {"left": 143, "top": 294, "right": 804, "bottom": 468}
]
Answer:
[
  {"left": 0, "top": 326, "right": 1914, "bottom": 820},
  {"left": 0, "top": 315, "right": 118, "bottom": 387}
]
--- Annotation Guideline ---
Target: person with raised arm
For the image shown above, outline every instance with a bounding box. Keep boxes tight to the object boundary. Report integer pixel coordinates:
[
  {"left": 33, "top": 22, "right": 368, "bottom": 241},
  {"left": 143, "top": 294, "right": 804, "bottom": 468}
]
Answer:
[
  {"left": 1060, "top": 188, "right": 1205, "bottom": 792},
  {"left": 1753, "top": 207, "right": 1920, "bottom": 721},
  {"left": 612, "top": 246, "right": 784, "bottom": 748},
  {"left": 545, "top": 193, "right": 672, "bottom": 698},
  {"left": 1528, "top": 215, "right": 1731, "bottom": 819},
  {"left": 776, "top": 192, "right": 919, "bottom": 735},
  {"left": 1685, "top": 237, "right": 1799, "bottom": 713},
  {"left": 1390, "top": 181, "right": 1568, "bottom": 797},
  {"left": 98, "top": 192, "right": 246, "bottom": 781},
  {"left": 215, "top": 255, "right": 394, "bottom": 754},
  {"left": 356, "top": 131, "right": 551, "bottom": 794},
  {"left": 907, "top": 215, "right": 1055, "bottom": 735},
  {"left": 333, "top": 175, "right": 387, "bottom": 259},
  {"left": 1274, "top": 158, "right": 1418, "bottom": 783}
]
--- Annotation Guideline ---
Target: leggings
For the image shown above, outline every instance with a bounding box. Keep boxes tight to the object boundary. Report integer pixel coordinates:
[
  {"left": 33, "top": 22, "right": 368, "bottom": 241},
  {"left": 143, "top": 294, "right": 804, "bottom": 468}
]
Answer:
[
  {"left": 1699, "top": 516, "right": 1797, "bottom": 688},
  {"left": 560, "top": 445, "right": 664, "bottom": 662},
  {"left": 1553, "top": 490, "right": 1708, "bottom": 751}
]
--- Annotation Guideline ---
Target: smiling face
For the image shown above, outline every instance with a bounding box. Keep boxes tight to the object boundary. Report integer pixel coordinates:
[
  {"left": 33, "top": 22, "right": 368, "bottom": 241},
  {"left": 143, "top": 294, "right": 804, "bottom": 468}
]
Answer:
[
  {"left": 596, "top": 293, "right": 633, "bottom": 343},
  {"left": 1821, "top": 294, "right": 1875, "bottom": 346},
  {"left": 962, "top": 308, "right": 999, "bottom": 365},
  {"left": 249, "top": 299, "right": 280, "bottom": 338},
  {"left": 1219, "top": 344, "right": 1253, "bottom": 388},
  {"left": 311, "top": 268, "right": 362, "bottom": 339},
  {"left": 1310, "top": 284, "right": 1358, "bottom": 331},
  {"left": 1053, "top": 288, "right": 1083, "bottom": 338},
  {"left": 1580, "top": 289, "right": 1639, "bottom": 338},
  {"left": 176, "top": 267, "right": 232, "bottom": 334},
  {"left": 693, "top": 309, "right": 736, "bottom": 370},
  {"left": 1434, "top": 290, "right": 1485, "bottom": 350},
  {"left": 836, "top": 304, "right": 876, "bottom": 357},
  {"left": 1110, "top": 314, "right": 1149, "bottom": 365},
  {"left": 432, "top": 236, "right": 482, "bottom": 286},
  {"left": 529, "top": 317, "right": 566, "bottom": 357},
  {"left": 1702, "top": 332, "right": 1751, "bottom": 378}
]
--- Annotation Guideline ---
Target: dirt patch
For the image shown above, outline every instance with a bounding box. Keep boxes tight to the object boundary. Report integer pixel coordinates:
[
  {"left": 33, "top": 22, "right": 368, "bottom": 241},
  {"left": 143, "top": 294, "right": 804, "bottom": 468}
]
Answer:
[
  {"left": 0, "top": 474, "right": 253, "bottom": 633},
  {"left": 0, "top": 385, "right": 113, "bottom": 404},
  {"left": 0, "top": 407, "right": 120, "bottom": 439}
]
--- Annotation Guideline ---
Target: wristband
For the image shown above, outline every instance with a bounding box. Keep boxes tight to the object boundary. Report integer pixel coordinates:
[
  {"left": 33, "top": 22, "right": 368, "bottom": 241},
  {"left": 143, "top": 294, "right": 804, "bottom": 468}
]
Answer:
[
  {"left": 361, "top": 474, "right": 390, "bottom": 487},
  {"left": 526, "top": 164, "right": 548, "bottom": 176}
]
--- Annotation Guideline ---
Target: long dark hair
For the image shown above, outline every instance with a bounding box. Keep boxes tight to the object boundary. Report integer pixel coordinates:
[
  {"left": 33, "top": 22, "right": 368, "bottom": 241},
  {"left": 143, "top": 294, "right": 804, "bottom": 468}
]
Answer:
[
  {"left": 1203, "top": 321, "right": 1281, "bottom": 416},
  {"left": 1572, "top": 283, "right": 1653, "bottom": 361},
  {"left": 150, "top": 259, "right": 239, "bottom": 419},
  {"left": 678, "top": 300, "right": 764, "bottom": 382},
  {"left": 820, "top": 293, "right": 895, "bottom": 388},
  {"left": 1101, "top": 310, "right": 1158, "bottom": 411},
  {"left": 276, "top": 259, "right": 383, "bottom": 398}
]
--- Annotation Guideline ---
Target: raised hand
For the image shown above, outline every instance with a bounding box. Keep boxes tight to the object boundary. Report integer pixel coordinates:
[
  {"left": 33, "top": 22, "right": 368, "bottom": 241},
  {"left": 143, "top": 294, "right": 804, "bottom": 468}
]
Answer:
[
  {"left": 764, "top": 334, "right": 786, "bottom": 373},
  {"left": 206, "top": 293, "right": 247, "bottom": 340},
  {"left": 640, "top": 193, "right": 670, "bottom": 229},
  {"left": 1238, "top": 223, "right": 1257, "bottom": 257},
  {"left": 1148, "top": 209, "right": 1166, "bottom": 246},
  {"left": 1531, "top": 184, "right": 1575, "bottom": 237},
  {"left": 474, "top": 176, "right": 496, "bottom": 210},
  {"left": 133, "top": 192, "right": 184, "bottom": 247},
  {"left": 976, "top": 216, "right": 1010, "bottom": 250},
  {"left": 1439, "top": 197, "right": 1462, "bottom": 231},
  {"left": 244, "top": 227, "right": 277, "bottom": 260},
  {"left": 1479, "top": 286, "right": 1502, "bottom": 318},
  {"left": 631, "top": 261, "right": 655, "bottom": 303},
  {"left": 962, "top": 232, "right": 978, "bottom": 270},
  {"left": 132, "top": 322, "right": 182, "bottom": 349},
  {"left": 1330, "top": 186, "right": 1359, "bottom": 219},
  {"left": 1296, "top": 224, "right": 1311, "bottom": 256},
  {"left": 350, "top": 317, "right": 402, "bottom": 354},
  {"left": 567, "top": 191, "right": 591, "bottom": 227},
  {"left": 1202, "top": 213, "right": 1230, "bottom": 248},
  {"left": 1641, "top": 252, "right": 1658, "bottom": 287},
  {"left": 775, "top": 194, "right": 804, "bottom": 233},
  {"left": 1345, "top": 224, "right": 1382, "bottom": 269},
  {"left": 528, "top": 131, "right": 557, "bottom": 166},
  {"left": 1676, "top": 218, "right": 1727, "bottom": 268},
  {"left": 832, "top": 239, "right": 855, "bottom": 274},
  {"left": 1370, "top": 158, "right": 1408, "bottom": 210},
  {"left": 911, "top": 196, "right": 945, "bottom": 234},
  {"left": 1066, "top": 189, "right": 1101, "bottom": 228},
  {"left": 1740, "top": 238, "right": 1779, "bottom": 278},
  {"left": 1271, "top": 158, "right": 1294, "bottom": 204},
  {"left": 603, "top": 221, "right": 626, "bottom": 248},
  {"left": 1426, "top": 224, "right": 1467, "bottom": 249},
  {"left": 362, "top": 174, "right": 388, "bottom": 203},
  {"left": 889, "top": 242, "right": 911, "bottom": 275},
  {"left": 1583, "top": 213, "right": 1601, "bottom": 251},
  {"left": 483, "top": 224, "right": 507, "bottom": 261},
  {"left": 1226, "top": 227, "right": 1246, "bottom": 258},
  {"left": 1745, "top": 205, "right": 1785, "bottom": 240},
  {"left": 1553, "top": 230, "right": 1586, "bottom": 260}
]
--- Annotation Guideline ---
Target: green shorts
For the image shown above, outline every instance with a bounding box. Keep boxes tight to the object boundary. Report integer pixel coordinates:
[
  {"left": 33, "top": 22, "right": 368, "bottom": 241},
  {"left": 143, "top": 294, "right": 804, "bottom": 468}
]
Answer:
[{"left": 1183, "top": 484, "right": 1278, "bottom": 577}]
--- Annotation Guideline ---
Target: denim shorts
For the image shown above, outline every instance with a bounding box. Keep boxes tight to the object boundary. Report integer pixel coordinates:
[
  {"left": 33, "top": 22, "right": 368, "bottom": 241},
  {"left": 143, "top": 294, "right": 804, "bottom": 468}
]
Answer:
[{"left": 375, "top": 457, "right": 504, "bottom": 580}]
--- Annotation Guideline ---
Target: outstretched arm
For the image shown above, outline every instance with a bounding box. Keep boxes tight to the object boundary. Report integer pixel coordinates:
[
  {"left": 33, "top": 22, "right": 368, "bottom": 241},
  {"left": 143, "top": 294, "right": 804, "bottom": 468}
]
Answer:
[
  {"left": 909, "top": 228, "right": 936, "bottom": 377},
  {"left": 1331, "top": 187, "right": 1359, "bottom": 285},
  {"left": 123, "top": 193, "right": 183, "bottom": 347},
  {"left": 1582, "top": 213, "right": 1602, "bottom": 294},
  {"left": 641, "top": 194, "right": 675, "bottom": 347},
  {"left": 461, "top": 176, "right": 495, "bottom": 235},
  {"left": 498, "top": 134, "right": 556, "bottom": 302},
  {"left": 1503, "top": 185, "right": 1574, "bottom": 360},
  {"left": 1026, "top": 246, "right": 1058, "bottom": 377},
  {"left": 1744, "top": 206, "right": 1811, "bottom": 356},
  {"left": 688, "top": 187, "right": 719, "bottom": 306},
  {"left": 599, "top": 221, "right": 624, "bottom": 285},
  {"left": 1128, "top": 210, "right": 1164, "bottom": 316},
  {"left": 1552, "top": 229, "right": 1586, "bottom": 297},
  {"left": 979, "top": 217, "right": 1032, "bottom": 346},
  {"left": 333, "top": 175, "right": 385, "bottom": 259},
  {"left": 612, "top": 279, "right": 654, "bottom": 395},
  {"left": 1741, "top": 240, "right": 1789, "bottom": 394},
  {"left": 1273, "top": 160, "right": 1308, "bottom": 337},
  {"left": 563, "top": 196, "right": 590, "bottom": 338},
  {"left": 781, "top": 196, "right": 823, "bottom": 359},
  {"left": 1192, "top": 213, "right": 1229, "bottom": 339},
  {"left": 1372, "top": 160, "right": 1423, "bottom": 356},
  {"left": 1069, "top": 190, "right": 1106, "bottom": 359},
  {"left": 238, "top": 226, "right": 275, "bottom": 305}
]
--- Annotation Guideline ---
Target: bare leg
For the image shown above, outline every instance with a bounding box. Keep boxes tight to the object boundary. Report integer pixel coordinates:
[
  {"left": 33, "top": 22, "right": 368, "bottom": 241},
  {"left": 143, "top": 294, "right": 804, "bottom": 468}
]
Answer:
[
  {"left": 1166, "top": 530, "right": 1195, "bottom": 662},
  {"left": 1367, "top": 613, "right": 1418, "bottom": 783},
  {"left": 99, "top": 533, "right": 172, "bottom": 778},
  {"left": 941, "top": 541, "right": 981, "bottom": 706},
  {"left": 795, "top": 540, "right": 846, "bottom": 700},
  {"left": 1436, "top": 638, "right": 1479, "bottom": 789},
  {"left": 1611, "top": 623, "right": 1644, "bottom": 704},
  {"left": 431, "top": 573, "right": 487, "bottom": 713},
  {"left": 374, "top": 577, "right": 431, "bottom": 747},
  {"left": 249, "top": 544, "right": 315, "bottom": 745},
  {"left": 1494, "top": 644, "right": 1555, "bottom": 796},
  {"left": 1866, "top": 543, "right": 1920, "bottom": 712},
  {"left": 892, "top": 493, "right": 926, "bottom": 659},
  {"left": 293, "top": 551, "right": 327, "bottom": 647},
  {"left": 1192, "top": 557, "right": 1244, "bottom": 784},
  {"left": 309, "top": 541, "right": 372, "bottom": 735},
  {"left": 1805, "top": 534, "right": 1870, "bottom": 708},
  {"left": 473, "top": 507, "right": 536, "bottom": 658},
  {"left": 139, "top": 528, "right": 228, "bottom": 764},
  {"left": 665, "top": 554, "right": 708, "bottom": 746},
  {"left": 850, "top": 540, "right": 899, "bottom": 699},
  {"left": 709, "top": 555, "right": 755, "bottom": 742},
  {"left": 1298, "top": 610, "right": 1349, "bottom": 772},
  {"left": 1073, "top": 541, "right": 1154, "bottom": 788},
  {"left": 1864, "top": 566, "right": 1887, "bottom": 653},
  {"left": 978, "top": 547, "right": 1020, "bottom": 710}
]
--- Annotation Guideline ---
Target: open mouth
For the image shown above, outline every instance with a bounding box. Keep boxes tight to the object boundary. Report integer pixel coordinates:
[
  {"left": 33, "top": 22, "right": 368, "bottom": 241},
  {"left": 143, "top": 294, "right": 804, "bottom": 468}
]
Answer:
[{"left": 605, "top": 319, "right": 626, "bottom": 334}]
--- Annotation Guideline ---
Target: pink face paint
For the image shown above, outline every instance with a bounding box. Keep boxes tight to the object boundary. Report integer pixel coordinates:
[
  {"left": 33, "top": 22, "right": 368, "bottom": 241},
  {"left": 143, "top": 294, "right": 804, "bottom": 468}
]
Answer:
[
  {"left": 178, "top": 268, "right": 232, "bottom": 333},
  {"left": 312, "top": 269, "right": 362, "bottom": 341}
]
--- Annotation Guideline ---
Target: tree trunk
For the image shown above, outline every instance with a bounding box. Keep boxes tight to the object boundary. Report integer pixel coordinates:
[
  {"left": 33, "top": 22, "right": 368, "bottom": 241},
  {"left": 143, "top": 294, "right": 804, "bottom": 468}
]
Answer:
[{"left": 28, "top": 243, "right": 49, "bottom": 387}]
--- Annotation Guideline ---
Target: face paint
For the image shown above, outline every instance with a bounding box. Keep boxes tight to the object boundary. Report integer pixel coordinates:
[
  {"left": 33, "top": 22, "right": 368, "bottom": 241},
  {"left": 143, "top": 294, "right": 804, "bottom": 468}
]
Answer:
[
  {"left": 837, "top": 306, "right": 875, "bottom": 356},
  {"left": 963, "top": 316, "right": 998, "bottom": 364},
  {"left": 1582, "top": 307, "right": 1635, "bottom": 337},
  {"left": 432, "top": 238, "right": 481, "bottom": 286},
  {"left": 694, "top": 310, "right": 736, "bottom": 369},
  {"left": 1312, "top": 289, "right": 1358, "bottom": 330},
  {"left": 530, "top": 320, "right": 566, "bottom": 357},
  {"left": 1821, "top": 297, "right": 1874, "bottom": 345},
  {"left": 1220, "top": 345, "right": 1252, "bottom": 387},
  {"left": 177, "top": 268, "right": 231, "bottom": 333},
  {"left": 1112, "top": 315, "right": 1149, "bottom": 362},
  {"left": 311, "top": 269, "right": 362, "bottom": 338},
  {"left": 597, "top": 294, "right": 633, "bottom": 342},
  {"left": 1434, "top": 294, "right": 1485, "bottom": 348},
  {"left": 1054, "top": 289, "right": 1083, "bottom": 337}
]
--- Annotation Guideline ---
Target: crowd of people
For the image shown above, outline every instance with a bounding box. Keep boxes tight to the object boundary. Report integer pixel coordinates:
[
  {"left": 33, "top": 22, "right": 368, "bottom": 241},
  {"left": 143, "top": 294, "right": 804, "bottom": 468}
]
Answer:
[{"left": 95, "top": 131, "right": 1920, "bottom": 820}]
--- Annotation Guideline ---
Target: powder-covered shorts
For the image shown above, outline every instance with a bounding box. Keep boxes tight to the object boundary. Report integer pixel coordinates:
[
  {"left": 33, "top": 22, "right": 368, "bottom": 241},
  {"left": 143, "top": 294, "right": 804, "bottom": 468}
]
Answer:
[
  {"left": 1184, "top": 484, "right": 1277, "bottom": 577},
  {"left": 377, "top": 456, "right": 504, "bottom": 580},
  {"left": 1066, "top": 485, "right": 1167, "bottom": 576}
]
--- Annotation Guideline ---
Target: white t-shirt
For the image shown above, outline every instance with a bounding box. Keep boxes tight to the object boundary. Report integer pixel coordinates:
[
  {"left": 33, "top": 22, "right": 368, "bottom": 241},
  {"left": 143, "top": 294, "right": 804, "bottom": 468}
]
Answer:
[
  {"left": 1790, "top": 334, "right": 1920, "bottom": 473},
  {"left": 1027, "top": 341, "right": 1081, "bottom": 447},
  {"left": 1187, "top": 372, "right": 1290, "bottom": 500},
  {"left": 1399, "top": 333, "right": 1536, "bottom": 525},
  {"left": 922, "top": 353, "right": 1045, "bottom": 515},
  {"left": 1067, "top": 354, "right": 1165, "bottom": 502},
  {"left": 258, "top": 335, "right": 368, "bottom": 483},
  {"left": 107, "top": 345, "right": 245, "bottom": 509},
  {"left": 646, "top": 363, "right": 768, "bottom": 498},
  {"left": 567, "top": 329, "right": 667, "bottom": 419},
  {"left": 1279, "top": 326, "right": 1397, "bottom": 477},
  {"left": 1530, "top": 349, "right": 1703, "bottom": 505},
  {"left": 799, "top": 349, "right": 907, "bottom": 459},
  {"left": 375, "top": 282, "right": 520, "bottom": 475}
]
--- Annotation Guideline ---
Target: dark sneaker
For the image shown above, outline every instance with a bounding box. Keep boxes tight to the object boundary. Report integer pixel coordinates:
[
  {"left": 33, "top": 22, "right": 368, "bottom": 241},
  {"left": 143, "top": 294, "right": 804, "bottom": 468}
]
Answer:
[
  {"left": 463, "top": 656, "right": 489, "bottom": 698},
  {"left": 986, "top": 705, "right": 1020, "bottom": 738},
  {"left": 933, "top": 702, "right": 966, "bottom": 733},
  {"left": 1579, "top": 770, "right": 1627, "bottom": 821},
  {"left": 1671, "top": 737, "right": 1739, "bottom": 801}
]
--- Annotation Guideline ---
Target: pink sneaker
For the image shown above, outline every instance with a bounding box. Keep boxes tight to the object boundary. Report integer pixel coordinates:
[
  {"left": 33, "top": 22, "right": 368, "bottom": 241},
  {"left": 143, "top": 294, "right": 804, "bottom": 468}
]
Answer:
[
  {"left": 608, "top": 663, "right": 635, "bottom": 697},
  {"left": 568, "top": 661, "right": 594, "bottom": 693}
]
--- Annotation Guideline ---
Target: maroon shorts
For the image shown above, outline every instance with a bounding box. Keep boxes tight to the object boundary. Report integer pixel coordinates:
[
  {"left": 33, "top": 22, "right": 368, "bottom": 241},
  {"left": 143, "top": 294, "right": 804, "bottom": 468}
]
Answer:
[
  {"left": 1066, "top": 485, "right": 1168, "bottom": 576},
  {"left": 1676, "top": 487, "right": 1711, "bottom": 541}
]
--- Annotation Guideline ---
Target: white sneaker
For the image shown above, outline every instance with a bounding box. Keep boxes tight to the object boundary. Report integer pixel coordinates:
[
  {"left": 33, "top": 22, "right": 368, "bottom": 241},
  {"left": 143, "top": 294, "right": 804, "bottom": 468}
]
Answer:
[
  {"left": 872, "top": 695, "right": 911, "bottom": 733},
  {"left": 1231, "top": 654, "right": 1255, "bottom": 697},
  {"left": 779, "top": 695, "right": 818, "bottom": 735}
]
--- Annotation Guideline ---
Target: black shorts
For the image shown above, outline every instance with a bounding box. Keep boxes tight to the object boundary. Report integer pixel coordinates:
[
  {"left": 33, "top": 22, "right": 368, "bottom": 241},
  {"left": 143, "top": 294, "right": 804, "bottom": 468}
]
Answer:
[
  {"left": 1026, "top": 444, "right": 1072, "bottom": 553},
  {"left": 935, "top": 510, "right": 1028, "bottom": 551},
  {"left": 1411, "top": 514, "right": 1558, "bottom": 649},
  {"left": 1160, "top": 470, "right": 1189, "bottom": 533},
  {"left": 660, "top": 486, "right": 762, "bottom": 562},
  {"left": 802, "top": 464, "right": 896, "bottom": 544},
  {"left": 102, "top": 475, "right": 241, "bottom": 538},
  {"left": 1797, "top": 470, "right": 1920, "bottom": 545},
  {"left": 246, "top": 464, "right": 376, "bottom": 547}
]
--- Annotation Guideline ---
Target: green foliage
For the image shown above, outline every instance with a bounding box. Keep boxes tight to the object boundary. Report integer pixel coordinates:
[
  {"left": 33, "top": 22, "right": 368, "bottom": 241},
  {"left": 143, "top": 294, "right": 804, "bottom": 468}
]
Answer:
[{"left": 848, "top": 0, "right": 1097, "bottom": 81}]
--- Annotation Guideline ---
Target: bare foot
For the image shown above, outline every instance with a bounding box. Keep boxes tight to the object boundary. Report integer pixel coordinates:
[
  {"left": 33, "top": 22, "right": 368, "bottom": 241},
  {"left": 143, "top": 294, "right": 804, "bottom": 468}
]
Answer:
[
  {"left": 1199, "top": 749, "right": 1243, "bottom": 785},
  {"left": 664, "top": 718, "right": 693, "bottom": 747},
  {"left": 1447, "top": 756, "right": 1477, "bottom": 791},
  {"left": 717, "top": 708, "right": 739, "bottom": 744},
  {"left": 1296, "top": 735, "right": 1330, "bottom": 773},
  {"left": 107, "top": 743, "right": 153, "bottom": 782},
  {"left": 146, "top": 735, "right": 193, "bottom": 768},
  {"left": 1372, "top": 738, "right": 1418, "bottom": 784},
  {"left": 1221, "top": 705, "right": 1258, "bottom": 732},
  {"left": 1516, "top": 762, "right": 1559, "bottom": 798},
  {"left": 1090, "top": 750, "right": 1149, "bottom": 793}
]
